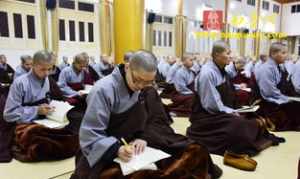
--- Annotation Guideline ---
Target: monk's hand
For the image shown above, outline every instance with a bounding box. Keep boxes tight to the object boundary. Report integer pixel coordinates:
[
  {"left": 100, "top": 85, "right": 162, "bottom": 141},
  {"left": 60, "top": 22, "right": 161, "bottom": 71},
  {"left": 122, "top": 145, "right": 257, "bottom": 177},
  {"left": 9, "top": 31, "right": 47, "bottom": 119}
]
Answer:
[
  {"left": 232, "top": 112, "right": 240, "bottom": 116},
  {"left": 239, "top": 83, "right": 247, "bottom": 89},
  {"left": 78, "top": 91, "right": 85, "bottom": 96},
  {"left": 117, "top": 145, "right": 134, "bottom": 162},
  {"left": 38, "top": 104, "right": 53, "bottom": 115},
  {"left": 130, "top": 139, "right": 147, "bottom": 155}
]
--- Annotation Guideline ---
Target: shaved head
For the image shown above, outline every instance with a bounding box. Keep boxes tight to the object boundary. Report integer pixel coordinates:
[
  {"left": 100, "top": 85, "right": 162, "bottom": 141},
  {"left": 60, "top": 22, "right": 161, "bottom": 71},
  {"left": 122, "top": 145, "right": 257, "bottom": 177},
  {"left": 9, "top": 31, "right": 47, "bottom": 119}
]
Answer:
[
  {"left": 33, "top": 50, "right": 53, "bottom": 65},
  {"left": 129, "top": 50, "right": 158, "bottom": 73}
]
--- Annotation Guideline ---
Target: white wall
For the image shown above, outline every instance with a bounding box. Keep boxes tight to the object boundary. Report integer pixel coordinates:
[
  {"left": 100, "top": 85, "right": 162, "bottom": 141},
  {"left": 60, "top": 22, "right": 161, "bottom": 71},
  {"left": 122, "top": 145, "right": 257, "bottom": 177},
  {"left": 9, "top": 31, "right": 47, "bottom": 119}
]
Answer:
[
  {"left": 228, "top": 0, "right": 281, "bottom": 32},
  {"left": 282, "top": 2, "right": 300, "bottom": 36},
  {"left": 0, "top": 0, "right": 43, "bottom": 69},
  {"left": 57, "top": 0, "right": 101, "bottom": 64},
  {"left": 0, "top": 0, "right": 101, "bottom": 69}
]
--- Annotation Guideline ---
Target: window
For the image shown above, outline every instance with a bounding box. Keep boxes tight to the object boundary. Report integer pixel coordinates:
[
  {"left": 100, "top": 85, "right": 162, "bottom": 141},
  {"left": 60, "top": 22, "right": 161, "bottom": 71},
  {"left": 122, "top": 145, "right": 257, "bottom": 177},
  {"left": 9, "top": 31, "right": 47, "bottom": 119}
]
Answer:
[
  {"left": 169, "top": 32, "right": 172, "bottom": 47},
  {"left": 155, "top": 15, "right": 162, "bottom": 23},
  {"left": 13, "top": 13, "right": 23, "bottom": 38},
  {"left": 27, "top": 15, "right": 35, "bottom": 39},
  {"left": 59, "top": 0, "right": 75, "bottom": 9},
  {"left": 262, "top": 1, "right": 269, "bottom": 10},
  {"left": 297, "top": 4, "right": 300, "bottom": 12},
  {"left": 69, "top": 20, "right": 75, "bottom": 41},
  {"left": 273, "top": 4, "right": 280, "bottom": 14},
  {"left": 78, "top": 2, "right": 94, "bottom": 12},
  {"left": 292, "top": 5, "right": 296, "bottom": 13},
  {"left": 164, "top": 16, "right": 173, "bottom": 24},
  {"left": 153, "top": 30, "right": 156, "bottom": 46},
  {"left": 0, "top": 11, "right": 9, "bottom": 37},
  {"left": 164, "top": 31, "right": 167, "bottom": 46},
  {"left": 158, "top": 31, "right": 161, "bottom": 46},
  {"left": 59, "top": 19, "right": 66, "bottom": 41},
  {"left": 17, "top": 0, "right": 35, "bottom": 3},
  {"left": 247, "top": 0, "right": 255, "bottom": 6},
  {"left": 88, "top": 22, "right": 94, "bottom": 42},
  {"left": 79, "top": 21, "right": 85, "bottom": 42}
]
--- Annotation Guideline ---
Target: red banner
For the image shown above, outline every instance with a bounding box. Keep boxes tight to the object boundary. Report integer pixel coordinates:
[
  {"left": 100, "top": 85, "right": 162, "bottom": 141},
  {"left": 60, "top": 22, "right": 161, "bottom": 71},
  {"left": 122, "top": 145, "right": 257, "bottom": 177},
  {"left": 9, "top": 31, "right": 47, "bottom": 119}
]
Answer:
[{"left": 203, "top": 10, "right": 223, "bottom": 31}]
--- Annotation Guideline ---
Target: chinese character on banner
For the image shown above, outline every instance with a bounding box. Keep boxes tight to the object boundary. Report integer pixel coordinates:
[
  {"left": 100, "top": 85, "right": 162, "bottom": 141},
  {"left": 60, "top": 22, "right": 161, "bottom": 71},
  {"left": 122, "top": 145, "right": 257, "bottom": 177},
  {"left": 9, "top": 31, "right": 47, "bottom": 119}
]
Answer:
[{"left": 203, "top": 10, "right": 223, "bottom": 31}]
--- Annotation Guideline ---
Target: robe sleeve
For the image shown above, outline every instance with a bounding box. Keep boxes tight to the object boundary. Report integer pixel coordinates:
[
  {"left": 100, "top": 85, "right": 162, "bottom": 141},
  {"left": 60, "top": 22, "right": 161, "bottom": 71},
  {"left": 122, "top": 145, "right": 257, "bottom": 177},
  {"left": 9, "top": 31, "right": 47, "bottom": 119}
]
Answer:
[
  {"left": 225, "top": 62, "right": 238, "bottom": 79},
  {"left": 92, "top": 64, "right": 104, "bottom": 79},
  {"left": 14, "top": 68, "right": 23, "bottom": 80},
  {"left": 79, "top": 86, "right": 119, "bottom": 167},
  {"left": 58, "top": 70, "right": 79, "bottom": 97},
  {"left": 166, "top": 64, "right": 179, "bottom": 84},
  {"left": 3, "top": 80, "right": 38, "bottom": 123},
  {"left": 257, "top": 67, "right": 289, "bottom": 104},
  {"left": 198, "top": 71, "right": 235, "bottom": 114},
  {"left": 292, "top": 66, "right": 300, "bottom": 94},
  {"left": 174, "top": 71, "right": 193, "bottom": 95}
]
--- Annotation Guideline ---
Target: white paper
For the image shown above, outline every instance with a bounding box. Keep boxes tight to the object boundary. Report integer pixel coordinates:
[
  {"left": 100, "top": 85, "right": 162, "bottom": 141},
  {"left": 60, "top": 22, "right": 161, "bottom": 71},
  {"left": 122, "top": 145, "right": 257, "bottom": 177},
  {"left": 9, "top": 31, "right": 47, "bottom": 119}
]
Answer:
[
  {"left": 119, "top": 162, "right": 158, "bottom": 176},
  {"left": 79, "top": 85, "right": 93, "bottom": 94},
  {"left": 114, "top": 147, "right": 170, "bottom": 175},
  {"left": 236, "top": 105, "right": 260, "bottom": 113},
  {"left": 288, "top": 96, "right": 300, "bottom": 102},
  {"left": 234, "top": 84, "right": 251, "bottom": 92},
  {"left": 34, "top": 119, "right": 68, "bottom": 129},
  {"left": 34, "top": 100, "right": 73, "bottom": 128},
  {"left": 47, "top": 100, "right": 73, "bottom": 123}
]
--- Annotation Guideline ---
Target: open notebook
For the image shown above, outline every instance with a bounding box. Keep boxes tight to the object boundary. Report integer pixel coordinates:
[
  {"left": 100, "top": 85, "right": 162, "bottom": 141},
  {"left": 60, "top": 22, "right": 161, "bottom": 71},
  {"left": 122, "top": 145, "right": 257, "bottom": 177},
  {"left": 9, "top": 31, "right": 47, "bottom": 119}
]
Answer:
[
  {"left": 236, "top": 105, "right": 260, "bottom": 113},
  {"left": 236, "top": 99, "right": 261, "bottom": 113},
  {"left": 114, "top": 147, "right": 171, "bottom": 176},
  {"left": 34, "top": 100, "right": 73, "bottom": 129}
]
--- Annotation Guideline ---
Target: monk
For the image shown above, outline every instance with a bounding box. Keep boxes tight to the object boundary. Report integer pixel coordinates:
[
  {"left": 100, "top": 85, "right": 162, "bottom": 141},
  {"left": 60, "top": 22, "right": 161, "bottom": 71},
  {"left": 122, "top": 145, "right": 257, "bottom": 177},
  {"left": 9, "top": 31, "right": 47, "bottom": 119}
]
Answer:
[
  {"left": 167, "top": 53, "right": 199, "bottom": 117},
  {"left": 58, "top": 54, "right": 94, "bottom": 106},
  {"left": 255, "top": 42, "right": 300, "bottom": 131},
  {"left": 92, "top": 54, "right": 115, "bottom": 77},
  {"left": 187, "top": 41, "right": 282, "bottom": 171},
  {"left": 2, "top": 50, "right": 78, "bottom": 162},
  {"left": 0, "top": 54, "right": 14, "bottom": 93},
  {"left": 14, "top": 55, "right": 33, "bottom": 79},
  {"left": 70, "top": 50, "right": 221, "bottom": 179}
]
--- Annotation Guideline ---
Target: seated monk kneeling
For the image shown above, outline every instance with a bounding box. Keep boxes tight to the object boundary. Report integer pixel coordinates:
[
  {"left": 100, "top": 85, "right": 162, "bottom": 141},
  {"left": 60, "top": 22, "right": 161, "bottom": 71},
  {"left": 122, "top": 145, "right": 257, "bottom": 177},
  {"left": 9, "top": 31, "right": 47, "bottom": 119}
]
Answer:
[
  {"left": 58, "top": 53, "right": 95, "bottom": 107},
  {"left": 71, "top": 50, "right": 221, "bottom": 179},
  {"left": 255, "top": 42, "right": 300, "bottom": 131},
  {"left": 187, "top": 41, "right": 284, "bottom": 171},
  {"left": 3, "top": 50, "right": 79, "bottom": 162}
]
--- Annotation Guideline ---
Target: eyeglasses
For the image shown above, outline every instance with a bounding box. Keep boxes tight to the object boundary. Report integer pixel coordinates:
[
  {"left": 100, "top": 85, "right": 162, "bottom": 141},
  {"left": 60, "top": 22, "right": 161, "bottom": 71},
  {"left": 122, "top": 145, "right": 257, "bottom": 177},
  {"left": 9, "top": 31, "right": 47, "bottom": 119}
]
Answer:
[{"left": 129, "top": 68, "right": 155, "bottom": 86}]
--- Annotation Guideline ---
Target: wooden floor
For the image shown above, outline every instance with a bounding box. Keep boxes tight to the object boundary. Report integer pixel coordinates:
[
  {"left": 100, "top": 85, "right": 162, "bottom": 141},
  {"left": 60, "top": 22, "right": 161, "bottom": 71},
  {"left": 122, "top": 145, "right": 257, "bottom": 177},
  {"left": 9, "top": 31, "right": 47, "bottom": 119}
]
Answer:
[{"left": 1, "top": 105, "right": 299, "bottom": 179}]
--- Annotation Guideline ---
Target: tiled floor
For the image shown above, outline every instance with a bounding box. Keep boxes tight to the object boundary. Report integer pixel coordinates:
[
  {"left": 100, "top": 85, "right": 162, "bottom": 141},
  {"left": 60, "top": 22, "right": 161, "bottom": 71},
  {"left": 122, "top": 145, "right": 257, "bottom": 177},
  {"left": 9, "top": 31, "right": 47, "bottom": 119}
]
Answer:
[{"left": 0, "top": 115, "right": 299, "bottom": 179}]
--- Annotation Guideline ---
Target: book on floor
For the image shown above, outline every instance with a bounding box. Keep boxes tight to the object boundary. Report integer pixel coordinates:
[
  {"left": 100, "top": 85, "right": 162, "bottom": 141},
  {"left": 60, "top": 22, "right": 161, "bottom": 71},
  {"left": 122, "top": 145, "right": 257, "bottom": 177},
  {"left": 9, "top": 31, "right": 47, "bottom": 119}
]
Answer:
[
  {"left": 114, "top": 146, "right": 171, "bottom": 176},
  {"left": 34, "top": 100, "right": 73, "bottom": 128}
]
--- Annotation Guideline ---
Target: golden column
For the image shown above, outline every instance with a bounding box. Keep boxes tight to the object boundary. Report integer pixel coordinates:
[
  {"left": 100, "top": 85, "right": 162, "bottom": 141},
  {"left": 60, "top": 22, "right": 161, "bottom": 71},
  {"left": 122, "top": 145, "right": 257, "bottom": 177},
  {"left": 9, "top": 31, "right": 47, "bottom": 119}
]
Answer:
[
  {"left": 239, "top": 32, "right": 246, "bottom": 56},
  {"left": 175, "top": 0, "right": 187, "bottom": 58},
  {"left": 39, "top": 0, "right": 49, "bottom": 50},
  {"left": 113, "top": 0, "right": 144, "bottom": 64},
  {"left": 51, "top": 7, "right": 59, "bottom": 57},
  {"left": 254, "top": 0, "right": 261, "bottom": 58},
  {"left": 223, "top": 0, "right": 229, "bottom": 43},
  {"left": 100, "top": 0, "right": 113, "bottom": 56}
]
